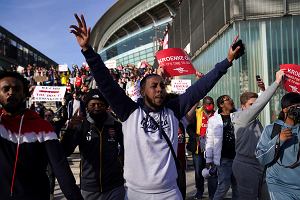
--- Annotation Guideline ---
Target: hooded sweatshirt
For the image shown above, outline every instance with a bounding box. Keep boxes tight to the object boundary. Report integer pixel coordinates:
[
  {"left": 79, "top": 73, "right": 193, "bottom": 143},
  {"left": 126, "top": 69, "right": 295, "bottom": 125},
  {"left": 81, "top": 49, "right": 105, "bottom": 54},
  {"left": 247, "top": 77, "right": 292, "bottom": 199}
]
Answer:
[
  {"left": 81, "top": 46, "right": 232, "bottom": 193},
  {"left": 256, "top": 120, "right": 300, "bottom": 194},
  {"left": 0, "top": 108, "right": 82, "bottom": 200}
]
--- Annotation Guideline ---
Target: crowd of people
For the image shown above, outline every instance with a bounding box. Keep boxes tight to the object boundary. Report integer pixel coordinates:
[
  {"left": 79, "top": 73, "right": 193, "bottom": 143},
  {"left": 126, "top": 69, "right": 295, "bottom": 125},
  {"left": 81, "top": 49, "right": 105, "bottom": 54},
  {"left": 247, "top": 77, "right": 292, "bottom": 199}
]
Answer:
[{"left": 0, "top": 13, "right": 300, "bottom": 200}]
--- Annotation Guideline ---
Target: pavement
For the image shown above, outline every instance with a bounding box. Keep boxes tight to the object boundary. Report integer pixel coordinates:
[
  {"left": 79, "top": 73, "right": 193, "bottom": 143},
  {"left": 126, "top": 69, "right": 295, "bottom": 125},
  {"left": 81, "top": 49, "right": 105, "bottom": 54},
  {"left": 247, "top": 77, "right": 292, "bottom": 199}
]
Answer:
[
  {"left": 43, "top": 102, "right": 232, "bottom": 199},
  {"left": 53, "top": 155, "right": 232, "bottom": 200}
]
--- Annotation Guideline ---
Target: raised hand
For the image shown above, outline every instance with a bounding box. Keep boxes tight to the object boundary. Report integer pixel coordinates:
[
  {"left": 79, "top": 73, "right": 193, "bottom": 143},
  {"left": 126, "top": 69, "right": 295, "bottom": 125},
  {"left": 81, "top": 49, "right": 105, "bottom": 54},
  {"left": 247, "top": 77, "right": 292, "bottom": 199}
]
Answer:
[
  {"left": 275, "top": 69, "right": 285, "bottom": 84},
  {"left": 227, "top": 35, "right": 241, "bottom": 63},
  {"left": 156, "top": 66, "right": 164, "bottom": 77},
  {"left": 195, "top": 71, "right": 204, "bottom": 80},
  {"left": 257, "top": 79, "right": 266, "bottom": 91},
  {"left": 70, "top": 14, "right": 90, "bottom": 51}
]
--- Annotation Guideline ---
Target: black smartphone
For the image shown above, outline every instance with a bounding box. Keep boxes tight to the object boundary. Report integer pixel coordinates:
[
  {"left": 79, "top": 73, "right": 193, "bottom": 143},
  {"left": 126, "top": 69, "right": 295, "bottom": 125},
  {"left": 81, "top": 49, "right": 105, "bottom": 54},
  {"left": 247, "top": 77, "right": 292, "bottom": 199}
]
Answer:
[
  {"left": 256, "top": 75, "right": 261, "bottom": 81},
  {"left": 232, "top": 39, "right": 245, "bottom": 60}
]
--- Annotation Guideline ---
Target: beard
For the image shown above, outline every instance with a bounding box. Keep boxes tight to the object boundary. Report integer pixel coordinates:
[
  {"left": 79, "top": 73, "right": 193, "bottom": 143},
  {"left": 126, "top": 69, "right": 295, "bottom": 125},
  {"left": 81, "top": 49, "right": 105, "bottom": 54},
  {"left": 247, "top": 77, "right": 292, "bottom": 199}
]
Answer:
[
  {"left": 2, "top": 100, "right": 26, "bottom": 114},
  {"left": 144, "top": 95, "right": 164, "bottom": 111}
]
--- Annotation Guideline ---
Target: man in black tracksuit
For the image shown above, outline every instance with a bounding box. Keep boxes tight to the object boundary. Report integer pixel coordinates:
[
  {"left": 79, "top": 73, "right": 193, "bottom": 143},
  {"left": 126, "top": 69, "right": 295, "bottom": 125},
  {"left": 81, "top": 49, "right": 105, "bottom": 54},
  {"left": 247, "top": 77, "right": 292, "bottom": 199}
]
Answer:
[{"left": 61, "top": 89, "right": 124, "bottom": 200}]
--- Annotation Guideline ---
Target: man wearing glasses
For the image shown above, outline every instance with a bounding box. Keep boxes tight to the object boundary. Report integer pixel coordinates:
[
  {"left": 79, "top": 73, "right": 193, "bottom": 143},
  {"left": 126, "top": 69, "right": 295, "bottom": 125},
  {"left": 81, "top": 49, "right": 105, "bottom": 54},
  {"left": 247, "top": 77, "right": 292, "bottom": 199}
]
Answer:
[
  {"left": 205, "top": 95, "right": 238, "bottom": 200},
  {"left": 256, "top": 92, "right": 300, "bottom": 200}
]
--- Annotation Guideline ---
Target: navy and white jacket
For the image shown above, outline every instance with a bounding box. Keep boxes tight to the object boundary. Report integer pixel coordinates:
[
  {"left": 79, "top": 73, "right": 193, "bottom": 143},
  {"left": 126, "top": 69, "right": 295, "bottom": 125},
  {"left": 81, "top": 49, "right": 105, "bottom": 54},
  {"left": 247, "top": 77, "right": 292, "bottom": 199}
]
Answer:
[{"left": 82, "top": 47, "right": 232, "bottom": 193}]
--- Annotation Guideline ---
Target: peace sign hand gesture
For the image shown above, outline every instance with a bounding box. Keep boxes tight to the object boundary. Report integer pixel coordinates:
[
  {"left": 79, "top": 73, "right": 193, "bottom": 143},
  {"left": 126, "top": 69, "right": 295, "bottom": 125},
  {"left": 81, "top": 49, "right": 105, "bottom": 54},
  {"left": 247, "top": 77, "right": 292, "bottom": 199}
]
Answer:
[{"left": 70, "top": 14, "right": 90, "bottom": 51}]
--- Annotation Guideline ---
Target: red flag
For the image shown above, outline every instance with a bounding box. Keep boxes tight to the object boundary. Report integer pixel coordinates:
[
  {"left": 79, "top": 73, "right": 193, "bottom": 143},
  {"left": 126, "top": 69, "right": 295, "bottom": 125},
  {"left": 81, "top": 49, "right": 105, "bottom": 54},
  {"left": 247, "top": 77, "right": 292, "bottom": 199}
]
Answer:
[
  {"left": 280, "top": 64, "right": 300, "bottom": 93},
  {"left": 155, "top": 48, "right": 196, "bottom": 77}
]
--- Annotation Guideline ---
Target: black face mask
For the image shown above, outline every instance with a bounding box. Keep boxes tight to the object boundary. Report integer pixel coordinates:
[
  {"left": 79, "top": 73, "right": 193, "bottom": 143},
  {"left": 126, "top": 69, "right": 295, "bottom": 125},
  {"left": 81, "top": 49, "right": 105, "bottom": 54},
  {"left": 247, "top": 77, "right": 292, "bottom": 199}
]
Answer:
[{"left": 89, "top": 111, "right": 107, "bottom": 122}]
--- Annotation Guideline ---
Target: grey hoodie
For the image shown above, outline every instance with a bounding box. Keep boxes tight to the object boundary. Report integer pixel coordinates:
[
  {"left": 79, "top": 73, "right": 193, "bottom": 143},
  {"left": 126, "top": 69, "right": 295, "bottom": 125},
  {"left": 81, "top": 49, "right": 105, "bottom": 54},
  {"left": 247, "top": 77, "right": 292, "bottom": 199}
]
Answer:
[{"left": 233, "top": 82, "right": 279, "bottom": 165}]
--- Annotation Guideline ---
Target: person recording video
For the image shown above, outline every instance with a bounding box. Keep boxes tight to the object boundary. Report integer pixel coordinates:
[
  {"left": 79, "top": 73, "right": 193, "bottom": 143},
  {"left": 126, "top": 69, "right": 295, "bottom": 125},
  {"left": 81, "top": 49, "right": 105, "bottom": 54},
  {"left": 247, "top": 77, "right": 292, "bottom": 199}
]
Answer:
[{"left": 256, "top": 92, "right": 300, "bottom": 200}]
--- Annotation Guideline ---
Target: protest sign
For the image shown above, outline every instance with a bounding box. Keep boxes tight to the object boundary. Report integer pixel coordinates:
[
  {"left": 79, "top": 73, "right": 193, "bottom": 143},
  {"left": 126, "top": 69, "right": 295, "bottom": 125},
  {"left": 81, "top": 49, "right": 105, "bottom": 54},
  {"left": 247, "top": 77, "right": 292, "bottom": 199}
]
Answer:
[
  {"left": 32, "top": 86, "right": 66, "bottom": 102},
  {"left": 58, "top": 64, "right": 68, "bottom": 72},
  {"left": 126, "top": 82, "right": 141, "bottom": 102},
  {"left": 156, "top": 48, "right": 196, "bottom": 77},
  {"left": 33, "top": 75, "right": 48, "bottom": 83},
  {"left": 104, "top": 60, "right": 117, "bottom": 69},
  {"left": 17, "top": 66, "right": 24, "bottom": 74},
  {"left": 280, "top": 64, "right": 300, "bottom": 93},
  {"left": 171, "top": 79, "right": 191, "bottom": 94}
]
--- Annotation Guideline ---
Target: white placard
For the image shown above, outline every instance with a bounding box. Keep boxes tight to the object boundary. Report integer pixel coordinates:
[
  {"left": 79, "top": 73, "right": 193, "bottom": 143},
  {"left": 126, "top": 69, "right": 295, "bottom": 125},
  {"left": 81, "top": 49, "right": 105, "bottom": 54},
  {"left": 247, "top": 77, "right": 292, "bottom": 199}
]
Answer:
[
  {"left": 58, "top": 64, "right": 68, "bottom": 72},
  {"left": 32, "top": 86, "right": 66, "bottom": 102},
  {"left": 126, "top": 82, "right": 141, "bottom": 102},
  {"left": 104, "top": 60, "right": 117, "bottom": 69},
  {"left": 17, "top": 66, "right": 24, "bottom": 74},
  {"left": 171, "top": 79, "right": 191, "bottom": 94}
]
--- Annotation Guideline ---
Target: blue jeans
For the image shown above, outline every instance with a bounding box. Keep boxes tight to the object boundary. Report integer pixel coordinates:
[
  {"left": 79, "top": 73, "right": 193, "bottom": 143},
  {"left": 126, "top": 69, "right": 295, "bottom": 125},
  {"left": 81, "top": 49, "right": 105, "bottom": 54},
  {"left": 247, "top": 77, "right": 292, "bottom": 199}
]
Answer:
[
  {"left": 213, "top": 158, "right": 238, "bottom": 200},
  {"left": 193, "top": 153, "right": 218, "bottom": 199}
]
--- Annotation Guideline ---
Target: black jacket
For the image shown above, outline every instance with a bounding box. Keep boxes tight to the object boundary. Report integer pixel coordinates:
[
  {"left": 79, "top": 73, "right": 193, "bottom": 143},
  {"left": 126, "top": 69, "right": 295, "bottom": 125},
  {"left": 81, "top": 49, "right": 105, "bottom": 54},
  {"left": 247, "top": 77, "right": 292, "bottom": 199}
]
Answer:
[{"left": 61, "top": 112, "right": 124, "bottom": 193}]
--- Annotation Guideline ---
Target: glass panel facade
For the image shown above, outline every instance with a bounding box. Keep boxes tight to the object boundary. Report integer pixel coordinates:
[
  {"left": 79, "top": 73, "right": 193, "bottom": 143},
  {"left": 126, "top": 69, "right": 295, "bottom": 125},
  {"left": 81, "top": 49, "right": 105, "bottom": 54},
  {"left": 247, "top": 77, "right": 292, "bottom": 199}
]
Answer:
[
  {"left": 112, "top": 46, "right": 155, "bottom": 66},
  {"left": 266, "top": 16, "right": 300, "bottom": 121},
  {"left": 0, "top": 27, "right": 57, "bottom": 67},
  {"left": 192, "top": 15, "right": 300, "bottom": 125},
  {"left": 99, "top": 23, "right": 167, "bottom": 66},
  {"left": 100, "top": 25, "right": 165, "bottom": 61}
]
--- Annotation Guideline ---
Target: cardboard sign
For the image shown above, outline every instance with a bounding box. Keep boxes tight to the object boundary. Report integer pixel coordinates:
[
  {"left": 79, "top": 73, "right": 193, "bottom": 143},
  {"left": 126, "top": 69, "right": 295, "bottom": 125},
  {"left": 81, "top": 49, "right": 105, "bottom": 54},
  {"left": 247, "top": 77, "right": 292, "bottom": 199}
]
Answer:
[
  {"left": 32, "top": 86, "right": 66, "bottom": 102},
  {"left": 104, "top": 60, "right": 117, "bottom": 69},
  {"left": 58, "top": 64, "right": 68, "bottom": 72},
  {"left": 156, "top": 48, "right": 196, "bottom": 77},
  {"left": 33, "top": 75, "right": 48, "bottom": 83},
  {"left": 280, "top": 64, "right": 300, "bottom": 93},
  {"left": 171, "top": 79, "right": 191, "bottom": 94}
]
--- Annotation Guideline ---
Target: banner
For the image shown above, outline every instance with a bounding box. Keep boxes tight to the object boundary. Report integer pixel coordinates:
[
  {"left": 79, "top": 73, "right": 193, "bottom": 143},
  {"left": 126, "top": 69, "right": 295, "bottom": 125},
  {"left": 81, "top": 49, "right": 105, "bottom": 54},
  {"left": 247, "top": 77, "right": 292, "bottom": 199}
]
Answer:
[
  {"left": 104, "top": 60, "right": 117, "bottom": 69},
  {"left": 171, "top": 79, "right": 191, "bottom": 94},
  {"left": 280, "top": 64, "right": 300, "bottom": 93},
  {"left": 58, "top": 64, "right": 68, "bottom": 72},
  {"left": 155, "top": 48, "right": 196, "bottom": 77},
  {"left": 32, "top": 86, "right": 66, "bottom": 102}
]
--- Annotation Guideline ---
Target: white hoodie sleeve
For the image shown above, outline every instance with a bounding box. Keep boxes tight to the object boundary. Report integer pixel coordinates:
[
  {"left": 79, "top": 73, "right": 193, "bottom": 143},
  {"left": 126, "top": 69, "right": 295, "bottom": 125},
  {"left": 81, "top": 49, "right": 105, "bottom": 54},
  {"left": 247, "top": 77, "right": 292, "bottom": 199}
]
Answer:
[{"left": 205, "top": 117, "right": 215, "bottom": 163}]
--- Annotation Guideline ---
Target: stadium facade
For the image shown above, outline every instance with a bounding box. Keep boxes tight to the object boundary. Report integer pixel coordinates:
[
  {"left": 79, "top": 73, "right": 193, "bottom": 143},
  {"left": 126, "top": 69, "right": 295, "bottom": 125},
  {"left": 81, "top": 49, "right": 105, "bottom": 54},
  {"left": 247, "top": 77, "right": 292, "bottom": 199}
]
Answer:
[
  {"left": 169, "top": 0, "right": 300, "bottom": 125},
  {"left": 90, "top": 0, "right": 300, "bottom": 125},
  {"left": 0, "top": 26, "right": 57, "bottom": 69},
  {"left": 90, "top": 0, "right": 180, "bottom": 67}
]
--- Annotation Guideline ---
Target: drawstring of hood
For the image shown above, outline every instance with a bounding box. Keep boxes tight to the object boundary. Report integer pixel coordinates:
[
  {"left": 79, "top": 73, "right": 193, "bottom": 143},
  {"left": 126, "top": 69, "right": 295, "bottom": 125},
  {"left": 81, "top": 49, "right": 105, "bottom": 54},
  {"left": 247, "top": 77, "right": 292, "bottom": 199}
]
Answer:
[{"left": 9, "top": 114, "right": 24, "bottom": 197}]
